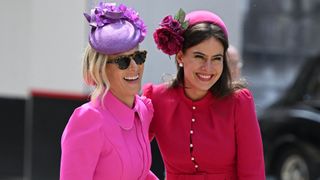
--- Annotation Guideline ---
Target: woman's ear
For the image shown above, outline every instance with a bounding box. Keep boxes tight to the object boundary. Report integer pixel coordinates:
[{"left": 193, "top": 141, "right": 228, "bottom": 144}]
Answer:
[{"left": 176, "top": 50, "right": 184, "bottom": 64}]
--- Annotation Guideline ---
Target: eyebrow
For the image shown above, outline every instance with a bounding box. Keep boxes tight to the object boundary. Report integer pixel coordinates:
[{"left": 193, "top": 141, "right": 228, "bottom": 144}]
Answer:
[{"left": 193, "top": 51, "right": 223, "bottom": 58}]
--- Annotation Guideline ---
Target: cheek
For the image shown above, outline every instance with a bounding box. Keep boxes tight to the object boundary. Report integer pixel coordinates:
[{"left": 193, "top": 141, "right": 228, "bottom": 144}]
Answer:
[
  {"left": 218, "top": 64, "right": 224, "bottom": 72},
  {"left": 212, "top": 62, "right": 223, "bottom": 73},
  {"left": 183, "top": 65, "right": 196, "bottom": 80},
  {"left": 106, "top": 68, "right": 113, "bottom": 80},
  {"left": 139, "top": 64, "right": 144, "bottom": 73},
  {"left": 106, "top": 67, "right": 122, "bottom": 82},
  {"left": 182, "top": 62, "right": 195, "bottom": 76}
]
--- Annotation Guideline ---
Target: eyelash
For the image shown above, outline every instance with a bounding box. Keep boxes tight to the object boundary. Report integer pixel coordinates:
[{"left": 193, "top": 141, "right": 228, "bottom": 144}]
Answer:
[
  {"left": 195, "top": 55, "right": 204, "bottom": 59},
  {"left": 194, "top": 55, "right": 223, "bottom": 61},
  {"left": 213, "top": 57, "right": 222, "bottom": 61}
]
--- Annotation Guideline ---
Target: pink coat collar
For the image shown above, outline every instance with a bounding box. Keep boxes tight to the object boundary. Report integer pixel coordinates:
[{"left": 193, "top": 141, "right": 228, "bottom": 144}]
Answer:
[{"left": 103, "top": 91, "right": 143, "bottom": 130}]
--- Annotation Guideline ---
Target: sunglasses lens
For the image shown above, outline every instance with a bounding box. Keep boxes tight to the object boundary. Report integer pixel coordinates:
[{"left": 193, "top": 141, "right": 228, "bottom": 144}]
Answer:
[
  {"left": 133, "top": 51, "right": 146, "bottom": 65},
  {"left": 109, "top": 51, "right": 146, "bottom": 70},
  {"left": 117, "top": 57, "right": 131, "bottom": 70}
]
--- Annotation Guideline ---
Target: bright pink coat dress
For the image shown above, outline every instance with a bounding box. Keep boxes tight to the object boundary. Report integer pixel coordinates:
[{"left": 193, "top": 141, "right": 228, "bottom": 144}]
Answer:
[
  {"left": 60, "top": 92, "right": 158, "bottom": 180},
  {"left": 143, "top": 84, "right": 265, "bottom": 180}
]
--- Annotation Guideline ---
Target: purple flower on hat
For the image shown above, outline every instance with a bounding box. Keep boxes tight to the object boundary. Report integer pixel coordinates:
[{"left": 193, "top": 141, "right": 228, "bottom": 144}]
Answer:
[
  {"left": 84, "top": 2, "right": 147, "bottom": 55},
  {"left": 84, "top": 2, "right": 147, "bottom": 40}
]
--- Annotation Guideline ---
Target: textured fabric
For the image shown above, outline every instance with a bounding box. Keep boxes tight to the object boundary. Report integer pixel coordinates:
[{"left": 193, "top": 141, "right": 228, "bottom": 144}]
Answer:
[
  {"left": 60, "top": 91, "right": 158, "bottom": 180},
  {"left": 186, "top": 10, "right": 228, "bottom": 39},
  {"left": 143, "top": 83, "right": 265, "bottom": 180},
  {"left": 84, "top": 3, "right": 147, "bottom": 55},
  {"left": 89, "top": 20, "right": 143, "bottom": 55}
]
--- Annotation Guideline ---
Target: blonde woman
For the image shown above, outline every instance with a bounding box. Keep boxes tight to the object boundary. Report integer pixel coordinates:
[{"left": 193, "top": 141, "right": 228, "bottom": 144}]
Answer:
[{"left": 60, "top": 2, "right": 157, "bottom": 180}]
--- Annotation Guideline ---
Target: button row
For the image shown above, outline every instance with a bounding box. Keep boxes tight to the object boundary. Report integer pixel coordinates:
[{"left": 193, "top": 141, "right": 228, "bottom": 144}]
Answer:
[
  {"left": 191, "top": 106, "right": 198, "bottom": 169},
  {"left": 191, "top": 156, "right": 199, "bottom": 169}
]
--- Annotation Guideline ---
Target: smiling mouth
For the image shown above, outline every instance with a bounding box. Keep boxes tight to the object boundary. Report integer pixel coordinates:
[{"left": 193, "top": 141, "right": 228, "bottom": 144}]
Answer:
[
  {"left": 196, "top": 73, "right": 213, "bottom": 81},
  {"left": 124, "top": 75, "right": 139, "bottom": 81}
]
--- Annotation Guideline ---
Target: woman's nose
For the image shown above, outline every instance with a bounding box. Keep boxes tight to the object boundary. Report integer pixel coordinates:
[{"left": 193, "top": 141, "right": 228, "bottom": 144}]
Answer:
[
  {"left": 201, "top": 60, "right": 213, "bottom": 70},
  {"left": 128, "top": 58, "right": 138, "bottom": 70}
]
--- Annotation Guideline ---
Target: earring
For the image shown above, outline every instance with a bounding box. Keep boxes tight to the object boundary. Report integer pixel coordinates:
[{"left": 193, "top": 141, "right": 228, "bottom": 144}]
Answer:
[{"left": 179, "top": 63, "right": 183, "bottom": 67}]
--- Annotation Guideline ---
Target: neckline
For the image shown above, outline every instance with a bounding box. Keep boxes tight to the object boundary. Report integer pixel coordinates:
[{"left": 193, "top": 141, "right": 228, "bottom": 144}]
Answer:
[
  {"left": 176, "top": 86, "right": 215, "bottom": 107},
  {"left": 103, "top": 91, "right": 142, "bottom": 130}
]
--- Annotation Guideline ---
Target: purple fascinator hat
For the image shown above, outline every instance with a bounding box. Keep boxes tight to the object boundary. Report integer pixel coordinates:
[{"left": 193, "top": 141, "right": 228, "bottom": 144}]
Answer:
[
  {"left": 153, "top": 9, "right": 228, "bottom": 56},
  {"left": 84, "top": 2, "right": 147, "bottom": 55}
]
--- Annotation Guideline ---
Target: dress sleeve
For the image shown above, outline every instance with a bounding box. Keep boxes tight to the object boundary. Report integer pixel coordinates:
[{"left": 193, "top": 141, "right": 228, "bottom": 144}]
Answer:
[
  {"left": 142, "top": 83, "right": 153, "bottom": 99},
  {"left": 234, "top": 89, "right": 266, "bottom": 180},
  {"left": 140, "top": 94, "right": 154, "bottom": 114},
  {"left": 142, "top": 83, "right": 156, "bottom": 141},
  {"left": 60, "top": 106, "right": 105, "bottom": 180},
  {"left": 146, "top": 170, "right": 159, "bottom": 180}
]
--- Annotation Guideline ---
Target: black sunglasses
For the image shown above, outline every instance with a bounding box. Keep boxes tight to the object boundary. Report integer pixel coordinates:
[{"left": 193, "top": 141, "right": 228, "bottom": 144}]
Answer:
[{"left": 107, "top": 50, "right": 147, "bottom": 70}]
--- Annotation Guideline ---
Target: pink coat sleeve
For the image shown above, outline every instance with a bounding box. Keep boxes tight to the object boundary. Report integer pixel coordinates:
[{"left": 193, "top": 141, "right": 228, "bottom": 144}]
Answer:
[
  {"left": 146, "top": 170, "right": 159, "bottom": 180},
  {"left": 234, "top": 89, "right": 266, "bottom": 180},
  {"left": 60, "top": 106, "right": 106, "bottom": 180}
]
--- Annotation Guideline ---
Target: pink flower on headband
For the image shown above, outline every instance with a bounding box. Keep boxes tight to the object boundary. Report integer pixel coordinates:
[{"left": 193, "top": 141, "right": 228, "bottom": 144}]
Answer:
[{"left": 153, "top": 9, "right": 189, "bottom": 56}]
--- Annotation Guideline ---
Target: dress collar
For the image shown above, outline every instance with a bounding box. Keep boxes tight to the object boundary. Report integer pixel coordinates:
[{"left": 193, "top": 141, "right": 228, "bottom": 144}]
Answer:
[
  {"left": 176, "top": 86, "right": 215, "bottom": 107},
  {"left": 103, "top": 91, "right": 142, "bottom": 130}
]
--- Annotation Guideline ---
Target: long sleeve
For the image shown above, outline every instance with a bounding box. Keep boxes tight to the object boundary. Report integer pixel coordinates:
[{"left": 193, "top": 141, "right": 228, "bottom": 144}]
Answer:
[
  {"left": 146, "top": 170, "right": 159, "bottom": 180},
  {"left": 234, "top": 89, "right": 266, "bottom": 180},
  {"left": 142, "top": 83, "right": 156, "bottom": 141},
  {"left": 60, "top": 107, "right": 105, "bottom": 180}
]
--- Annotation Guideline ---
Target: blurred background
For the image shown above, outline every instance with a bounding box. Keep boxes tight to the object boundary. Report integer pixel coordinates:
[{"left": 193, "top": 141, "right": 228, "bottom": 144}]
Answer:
[{"left": 0, "top": 0, "right": 319, "bottom": 180}]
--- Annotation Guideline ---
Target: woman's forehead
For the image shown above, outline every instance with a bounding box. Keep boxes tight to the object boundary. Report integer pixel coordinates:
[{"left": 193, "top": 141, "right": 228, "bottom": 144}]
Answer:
[{"left": 109, "top": 47, "right": 138, "bottom": 58}]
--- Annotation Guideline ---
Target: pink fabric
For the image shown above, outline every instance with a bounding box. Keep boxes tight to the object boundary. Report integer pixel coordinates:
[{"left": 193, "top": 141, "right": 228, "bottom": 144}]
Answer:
[
  {"left": 60, "top": 91, "right": 158, "bottom": 180},
  {"left": 166, "top": 172, "right": 235, "bottom": 180},
  {"left": 186, "top": 10, "right": 228, "bottom": 39},
  {"left": 143, "top": 84, "right": 265, "bottom": 180}
]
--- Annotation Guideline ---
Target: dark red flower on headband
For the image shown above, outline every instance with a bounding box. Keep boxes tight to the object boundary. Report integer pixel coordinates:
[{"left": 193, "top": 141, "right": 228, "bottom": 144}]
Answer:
[
  {"left": 153, "top": 9, "right": 188, "bottom": 56},
  {"left": 153, "top": 27, "right": 183, "bottom": 56},
  {"left": 159, "top": 15, "right": 173, "bottom": 27}
]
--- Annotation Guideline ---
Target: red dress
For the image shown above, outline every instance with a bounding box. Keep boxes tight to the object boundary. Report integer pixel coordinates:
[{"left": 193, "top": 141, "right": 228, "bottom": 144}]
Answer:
[{"left": 143, "top": 83, "right": 265, "bottom": 180}]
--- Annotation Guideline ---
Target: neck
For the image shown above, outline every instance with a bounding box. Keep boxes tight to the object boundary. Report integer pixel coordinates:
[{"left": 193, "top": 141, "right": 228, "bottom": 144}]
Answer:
[
  {"left": 110, "top": 90, "right": 135, "bottom": 108},
  {"left": 184, "top": 87, "right": 208, "bottom": 101},
  {"left": 121, "top": 96, "right": 135, "bottom": 108}
]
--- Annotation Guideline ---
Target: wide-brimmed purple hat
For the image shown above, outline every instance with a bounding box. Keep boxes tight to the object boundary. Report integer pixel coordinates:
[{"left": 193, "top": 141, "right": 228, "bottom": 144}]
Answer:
[{"left": 84, "top": 2, "right": 147, "bottom": 55}]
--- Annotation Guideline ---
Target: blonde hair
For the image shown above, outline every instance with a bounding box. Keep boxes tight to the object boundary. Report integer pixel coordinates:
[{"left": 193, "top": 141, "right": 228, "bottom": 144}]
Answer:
[{"left": 82, "top": 44, "right": 110, "bottom": 101}]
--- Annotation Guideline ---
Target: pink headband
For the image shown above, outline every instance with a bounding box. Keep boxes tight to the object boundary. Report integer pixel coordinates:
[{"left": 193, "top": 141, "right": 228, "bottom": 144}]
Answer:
[
  {"left": 153, "top": 9, "right": 228, "bottom": 56},
  {"left": 186, "top": 10, "right": 228, "bottom": 39}
]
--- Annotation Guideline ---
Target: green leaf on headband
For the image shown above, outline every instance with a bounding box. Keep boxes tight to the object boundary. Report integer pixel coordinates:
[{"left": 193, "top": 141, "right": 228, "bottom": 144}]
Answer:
[
  {"left": 181, "top": 20, "right": 189, "bottom": 30},
  {"left": 174, "top": 8, "right": 186, "bottom": 24}
]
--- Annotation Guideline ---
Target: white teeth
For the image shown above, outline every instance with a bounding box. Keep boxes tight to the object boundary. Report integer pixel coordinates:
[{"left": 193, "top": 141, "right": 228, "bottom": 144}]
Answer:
[
  {"left": 197, "top": 74, "right": 212, "bottom": 79},
  {"left": 124, "top": 75, "right": 139, "bottom": 80}
]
